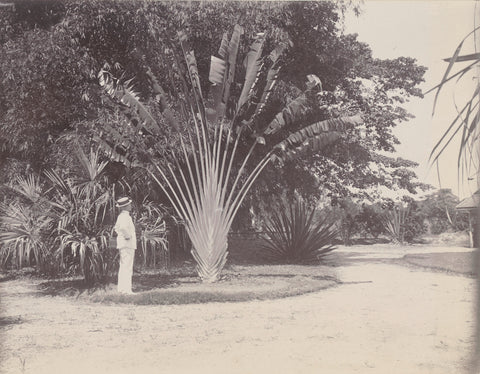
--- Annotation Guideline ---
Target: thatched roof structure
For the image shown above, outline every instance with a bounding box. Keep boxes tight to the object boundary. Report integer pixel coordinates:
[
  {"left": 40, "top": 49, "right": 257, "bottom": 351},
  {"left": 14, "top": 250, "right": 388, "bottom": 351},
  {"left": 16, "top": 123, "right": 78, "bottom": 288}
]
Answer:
[{"left": 456, "top": 190, "right": 480, "bottom": 212}]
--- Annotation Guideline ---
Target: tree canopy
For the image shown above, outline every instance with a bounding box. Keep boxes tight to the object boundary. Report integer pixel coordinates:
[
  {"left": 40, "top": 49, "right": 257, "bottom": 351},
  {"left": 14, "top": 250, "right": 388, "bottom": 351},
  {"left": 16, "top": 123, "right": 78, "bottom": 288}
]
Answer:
[{"left": 0, "top": 1, "right": 429, "bottom": 220}]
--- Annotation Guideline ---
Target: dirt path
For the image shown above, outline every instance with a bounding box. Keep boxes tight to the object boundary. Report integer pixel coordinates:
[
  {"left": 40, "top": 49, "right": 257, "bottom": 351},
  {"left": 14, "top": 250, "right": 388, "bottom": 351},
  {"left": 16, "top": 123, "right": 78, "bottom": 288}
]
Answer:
[{"left": 0, "top": 246, "right": 477, "bottom": 374}]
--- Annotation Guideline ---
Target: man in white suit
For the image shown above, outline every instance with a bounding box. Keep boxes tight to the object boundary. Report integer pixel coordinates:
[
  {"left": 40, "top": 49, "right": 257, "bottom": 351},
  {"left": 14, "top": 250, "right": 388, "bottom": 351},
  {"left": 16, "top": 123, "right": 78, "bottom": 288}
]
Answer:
[{"left": 114, "top": 197, "right": 136, "bottom": 294}]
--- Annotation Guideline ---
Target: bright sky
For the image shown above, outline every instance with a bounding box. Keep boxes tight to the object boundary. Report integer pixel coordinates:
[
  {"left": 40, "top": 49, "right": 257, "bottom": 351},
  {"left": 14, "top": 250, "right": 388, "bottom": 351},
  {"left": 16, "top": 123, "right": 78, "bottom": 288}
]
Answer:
[{"left": 344, "top": 0, "right": 478, "bottom": 199}]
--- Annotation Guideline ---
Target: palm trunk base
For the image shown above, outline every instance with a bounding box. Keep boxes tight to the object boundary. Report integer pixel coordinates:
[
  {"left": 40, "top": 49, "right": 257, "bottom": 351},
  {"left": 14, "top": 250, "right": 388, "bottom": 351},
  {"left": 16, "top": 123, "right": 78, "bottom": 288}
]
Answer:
[{"left": 191, "top": 242, "right": 228, "bottom": 283}]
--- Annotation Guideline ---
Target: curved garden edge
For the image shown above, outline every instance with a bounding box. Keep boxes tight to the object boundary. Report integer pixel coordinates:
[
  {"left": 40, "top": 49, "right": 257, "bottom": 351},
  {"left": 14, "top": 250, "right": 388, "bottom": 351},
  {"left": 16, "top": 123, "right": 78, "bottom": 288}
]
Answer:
[
  {"left": 3, "top": 264, "right": 340, "bottom": 306},
  {"left": 395, "top": 251, "right": 477, "bottom": 278}
]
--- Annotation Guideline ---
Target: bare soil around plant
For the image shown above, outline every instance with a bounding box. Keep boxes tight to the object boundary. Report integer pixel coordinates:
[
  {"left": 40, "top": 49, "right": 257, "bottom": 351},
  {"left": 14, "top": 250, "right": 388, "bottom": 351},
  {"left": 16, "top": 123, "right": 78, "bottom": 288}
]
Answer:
[{"left": 0, "top": 241, "right": 478, "bottom": 374}]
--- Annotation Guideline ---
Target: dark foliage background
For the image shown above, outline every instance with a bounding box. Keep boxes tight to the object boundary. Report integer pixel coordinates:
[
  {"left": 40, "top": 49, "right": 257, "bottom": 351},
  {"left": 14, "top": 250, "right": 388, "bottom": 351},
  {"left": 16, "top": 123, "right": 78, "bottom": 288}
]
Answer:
[{"left": 0, "top": 1, "right": 448, "bottom": 277}]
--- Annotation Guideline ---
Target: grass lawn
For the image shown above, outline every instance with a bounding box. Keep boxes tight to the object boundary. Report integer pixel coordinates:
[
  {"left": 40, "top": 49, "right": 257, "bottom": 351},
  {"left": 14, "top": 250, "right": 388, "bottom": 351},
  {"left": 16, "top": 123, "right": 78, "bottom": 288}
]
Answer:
[
  {"left": 34, "top": 263, "right": 339, "bottom": 305},
  {"left": 399, "top": 251, "right": 477, "bottom": 278}
]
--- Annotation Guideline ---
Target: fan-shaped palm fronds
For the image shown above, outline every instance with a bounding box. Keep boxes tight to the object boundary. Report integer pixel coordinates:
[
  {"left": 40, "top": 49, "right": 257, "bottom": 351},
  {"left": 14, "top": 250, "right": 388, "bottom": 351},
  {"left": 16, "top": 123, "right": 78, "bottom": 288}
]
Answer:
[
  {"left": 57, "top": 229, "right": 108, "bottom": 284},
  {"left": 43, "top": 148, "right": 115, "bottom": 282},
  {"left": 74, "top": 147, "right": 109, "bottom": 201},
  {"left": 0, "top": 202, "right": 52, "bottom": 268},
  {"left": 6, "top": 174, "right": 44, "bottom": 203}
]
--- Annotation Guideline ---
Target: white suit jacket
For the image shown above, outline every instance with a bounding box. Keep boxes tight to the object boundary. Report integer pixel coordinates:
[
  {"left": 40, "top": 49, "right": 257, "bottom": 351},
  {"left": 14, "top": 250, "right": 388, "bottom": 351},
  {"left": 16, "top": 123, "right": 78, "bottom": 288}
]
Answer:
[{"left": 114, "top": 211, "right": 137, "bottom": 249}]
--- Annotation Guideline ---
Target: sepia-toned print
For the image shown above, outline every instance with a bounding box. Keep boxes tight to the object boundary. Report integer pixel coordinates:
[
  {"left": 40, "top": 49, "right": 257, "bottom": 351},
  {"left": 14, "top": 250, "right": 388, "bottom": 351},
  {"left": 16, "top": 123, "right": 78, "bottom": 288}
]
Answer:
[{"left": 0, "top": 1, "right": 478, "bottom": 373}]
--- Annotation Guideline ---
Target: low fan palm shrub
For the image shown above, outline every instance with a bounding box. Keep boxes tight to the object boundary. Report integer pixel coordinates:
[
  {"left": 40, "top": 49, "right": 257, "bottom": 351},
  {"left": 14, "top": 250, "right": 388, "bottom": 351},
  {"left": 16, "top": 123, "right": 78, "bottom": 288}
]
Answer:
[
  {"left": 0, "top": 147, "right": 173, "bottom": 284},
  {"left": 137, "top": 201, "right": 169, "bottom": 268},
  {"left": 57, "top": 230, "right": 109, "bottom": 284},
  {"left": 0, "top": 201, "right": 53, "bottom": 269},
  {"left": 261, "top": 201, "right": 338, "bottom": 264},
  {"left": 0, "top": 175, "right": 55, "bottom": 270},
  {"left": 45, "top": 149, "right": 115, "bottom": 284}
]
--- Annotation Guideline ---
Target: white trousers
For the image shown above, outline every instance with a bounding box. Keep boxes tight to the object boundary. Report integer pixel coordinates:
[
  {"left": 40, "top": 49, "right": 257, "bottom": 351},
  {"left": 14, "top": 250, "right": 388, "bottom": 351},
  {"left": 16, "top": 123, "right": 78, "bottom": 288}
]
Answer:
[{"left": 117, "top": 247, "right": 135, "bottom": 293}]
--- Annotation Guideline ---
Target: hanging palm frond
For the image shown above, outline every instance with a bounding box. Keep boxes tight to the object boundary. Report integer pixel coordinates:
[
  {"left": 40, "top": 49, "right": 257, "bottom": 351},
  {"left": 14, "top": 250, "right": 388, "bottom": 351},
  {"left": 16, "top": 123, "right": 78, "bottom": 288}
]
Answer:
[
  {"left": 263, "top": 75, "right": 322, "bottom": 136},
  {"left": 273, "top": 114, "right": 363, "bottom": 161},
  {"left": 427, "top": 26, "right": 480, "bottom": 181}
]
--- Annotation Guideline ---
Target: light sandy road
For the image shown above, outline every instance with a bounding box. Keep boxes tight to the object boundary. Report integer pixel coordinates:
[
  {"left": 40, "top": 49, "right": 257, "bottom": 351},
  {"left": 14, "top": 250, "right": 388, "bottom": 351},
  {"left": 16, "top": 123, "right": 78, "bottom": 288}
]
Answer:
[{"left": 0, "top": 246, "right": 477, "bottom": 374}]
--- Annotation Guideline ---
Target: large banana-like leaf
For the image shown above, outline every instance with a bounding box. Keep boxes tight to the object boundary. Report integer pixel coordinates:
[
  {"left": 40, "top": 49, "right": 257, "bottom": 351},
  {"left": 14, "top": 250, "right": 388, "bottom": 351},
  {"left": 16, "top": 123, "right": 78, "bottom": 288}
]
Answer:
[
  {"left": 207, "top": 24, "right": 244, "bottom": 123},
  {"left": 273, "top": 115, "right": 363, "bottom": 160},
  {"left": 99, "top": 70, "right": 161, "bottom": 133},
  {"left": 253, "top": 43, "right": 287, "bottom": 118},
  {"left": 179, "top": 31, "right": 204, "bottom": 103},
  {"left": 209, "top": 56, "right": 227, "bottom": 85},
  {"left": 217, "top": 31, "right": 229, "bottom": 59},
  {"left": 234, "top": 42, "right": 287, "bottom": 133},
  {"left": 207, "top": 55, "right": 227, "bottom": 123},
  {"left": 237, "top": 32, "right": 265, "bottom": 110},
  {"left": 263, "top": 75, "right": 322, "bottom": 136},
  {"left": 206, "top": 31, "right": 229, "bottom": 123},
  {"left": 223, "top": 25, "right": 244, "bottom": 109},
  {"left": 178, "top": 31, "right": 209, "bottom": 132},
  {"left": 146, "top": 67, "right": 180, "bottom": 131}
]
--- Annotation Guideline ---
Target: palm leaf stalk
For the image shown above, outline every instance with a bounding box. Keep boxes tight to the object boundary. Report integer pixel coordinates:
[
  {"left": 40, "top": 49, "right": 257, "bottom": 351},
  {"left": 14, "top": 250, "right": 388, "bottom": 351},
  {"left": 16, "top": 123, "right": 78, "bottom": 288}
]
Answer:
[{"left": 148, "top": 117, "right": 273, "bottom": 282}]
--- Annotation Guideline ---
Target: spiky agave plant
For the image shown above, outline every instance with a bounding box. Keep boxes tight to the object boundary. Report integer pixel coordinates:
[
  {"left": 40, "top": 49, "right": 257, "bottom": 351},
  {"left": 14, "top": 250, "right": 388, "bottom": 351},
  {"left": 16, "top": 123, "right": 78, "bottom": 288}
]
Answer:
[
  {"left": 382, "top": 204, "right": 410, "bottom": 244},
  {"left": 261, "top": 200, "right": 338, "bottom": 264},
  {"left": 98, "top": 26, "right": 363, "bottom": 282}
]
